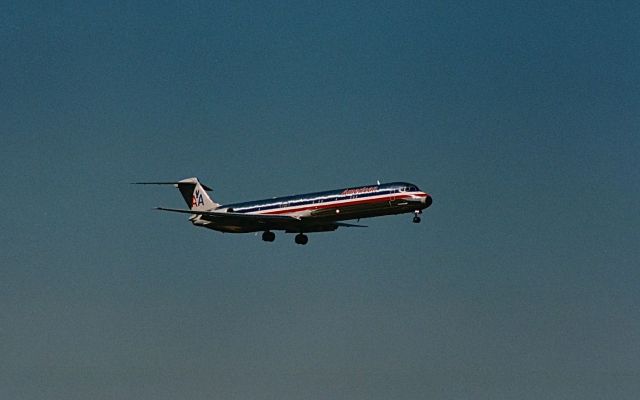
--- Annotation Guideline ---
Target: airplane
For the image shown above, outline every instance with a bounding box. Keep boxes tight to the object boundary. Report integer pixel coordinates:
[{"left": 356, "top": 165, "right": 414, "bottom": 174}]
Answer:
[{"left": 134, "top": 177, "right": 432, "bottom": 245}]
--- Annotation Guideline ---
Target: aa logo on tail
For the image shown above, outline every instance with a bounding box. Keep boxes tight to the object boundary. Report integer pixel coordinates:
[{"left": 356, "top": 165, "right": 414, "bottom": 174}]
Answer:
[{"left": 192, "top": 190, "right": 205, "bottom": 207}]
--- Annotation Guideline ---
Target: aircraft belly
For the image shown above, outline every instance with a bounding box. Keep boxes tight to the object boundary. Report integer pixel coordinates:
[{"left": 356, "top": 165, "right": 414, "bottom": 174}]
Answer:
[{"left": 204, "top": 223, "right": 259, "bottom": 233}]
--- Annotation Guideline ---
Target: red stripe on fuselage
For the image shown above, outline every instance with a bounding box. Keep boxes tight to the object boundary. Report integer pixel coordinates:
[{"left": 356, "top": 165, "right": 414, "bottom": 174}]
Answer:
[{"left": 254, "top": 192, "right": 426, "bottom": 215}]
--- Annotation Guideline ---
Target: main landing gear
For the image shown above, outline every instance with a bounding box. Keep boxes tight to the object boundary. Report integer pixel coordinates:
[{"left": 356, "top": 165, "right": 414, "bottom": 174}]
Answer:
[
  {"left": 412, "top": 210, "right": 422, "bottom": 224},
  {"left": 262, "top": 231, "right": 275, "bottom": 242},
  {"left": 262, "top": 231, "right": 308, "bottom": 245},
  {"left": 294, "top": 233, "right": 309, "bottom": 245}
]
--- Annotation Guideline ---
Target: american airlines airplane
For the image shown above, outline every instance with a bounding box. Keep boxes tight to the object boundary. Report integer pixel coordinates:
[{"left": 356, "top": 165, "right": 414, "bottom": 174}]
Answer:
[{"left": 135, "top": 177, "right": 432, "bottom": 245}]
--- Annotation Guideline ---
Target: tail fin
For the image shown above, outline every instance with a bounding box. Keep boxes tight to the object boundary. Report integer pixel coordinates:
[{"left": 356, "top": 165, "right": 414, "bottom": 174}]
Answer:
[
  {"left": 132, "top": 177, "right": 220, "bottom": 211},
  {"left": 176, "top": 177, "right": 219, "bottom": 210}
]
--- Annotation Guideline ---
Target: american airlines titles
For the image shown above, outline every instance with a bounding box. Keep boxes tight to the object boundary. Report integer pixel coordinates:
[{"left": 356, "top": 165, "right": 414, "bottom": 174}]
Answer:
[{"left": 341, "top": 186, "right": 378, "bottom": 196}]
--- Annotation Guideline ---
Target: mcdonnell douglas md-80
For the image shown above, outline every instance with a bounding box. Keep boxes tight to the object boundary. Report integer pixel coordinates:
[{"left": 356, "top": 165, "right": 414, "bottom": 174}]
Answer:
[{"left": 134, "top": 177, "right": 432, "bottom": 245}]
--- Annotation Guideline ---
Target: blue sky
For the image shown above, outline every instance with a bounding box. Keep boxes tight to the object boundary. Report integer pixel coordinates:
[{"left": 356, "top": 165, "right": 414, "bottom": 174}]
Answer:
[{"left": 1, "top": 2, "right": 639, "bottom": 399}]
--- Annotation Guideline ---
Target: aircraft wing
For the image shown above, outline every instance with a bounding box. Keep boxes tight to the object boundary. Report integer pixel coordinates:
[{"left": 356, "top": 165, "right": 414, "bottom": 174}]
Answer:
[
  {"left": 155, "top": 207, "right": 367, "bottom": 232},
  {"left": 334, "top": 222, "right": 368, "bottom": 228},
  {"left": 157, "top": 207, "right": 298, "bottom": 223}
]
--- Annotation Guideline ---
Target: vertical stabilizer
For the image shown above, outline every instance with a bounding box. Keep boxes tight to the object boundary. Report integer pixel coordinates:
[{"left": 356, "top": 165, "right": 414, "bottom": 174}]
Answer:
[{"left": 176, "top": 177, "right": 219, "bottom": 211}]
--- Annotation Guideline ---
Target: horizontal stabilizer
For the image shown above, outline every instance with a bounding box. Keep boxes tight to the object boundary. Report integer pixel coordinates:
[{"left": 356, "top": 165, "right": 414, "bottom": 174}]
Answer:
[{"left": 132, "top": 181, "right": 213, "bottom": 191}]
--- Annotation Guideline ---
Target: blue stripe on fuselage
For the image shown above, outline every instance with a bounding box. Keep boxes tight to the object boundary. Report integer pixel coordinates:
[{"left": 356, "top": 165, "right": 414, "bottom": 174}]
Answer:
[{"left": 219, "top": 182, "right": 420, "bottom": 214}]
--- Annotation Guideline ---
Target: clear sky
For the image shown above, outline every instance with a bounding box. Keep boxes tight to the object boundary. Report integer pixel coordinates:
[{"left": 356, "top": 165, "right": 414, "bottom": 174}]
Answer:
[{"left": 1, "top": 1, "right": 639, "bottom": 399}]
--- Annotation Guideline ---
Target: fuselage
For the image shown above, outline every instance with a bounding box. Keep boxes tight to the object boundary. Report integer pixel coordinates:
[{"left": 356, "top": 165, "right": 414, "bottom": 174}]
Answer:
[
  {"left": 218, "top": 182, "right": 432, "bottom": 222},
  {"left": 137, "top": 177, "right": 432, "bottom": 243}
]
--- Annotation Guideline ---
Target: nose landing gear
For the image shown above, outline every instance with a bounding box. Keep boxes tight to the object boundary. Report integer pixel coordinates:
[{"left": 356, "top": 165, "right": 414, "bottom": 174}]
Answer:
[{"left": 412, "top": 210, "right": 422, "bottom": 223}]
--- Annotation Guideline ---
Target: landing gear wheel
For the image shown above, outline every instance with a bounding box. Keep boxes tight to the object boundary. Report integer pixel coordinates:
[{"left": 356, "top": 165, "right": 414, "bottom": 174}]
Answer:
[
  {"left": 294, "top": 233, "right": 308, "bottom": 245},
  {"left": 413, "top": 216, "right": 421, "bottom": 223},
  {"left": 262, "top": 231, "right": 275, "bottom": 242}
]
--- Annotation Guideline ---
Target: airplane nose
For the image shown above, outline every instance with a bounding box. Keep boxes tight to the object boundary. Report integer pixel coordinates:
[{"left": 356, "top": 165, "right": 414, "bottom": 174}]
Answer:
[{"left": 423, "top": 194, "right": 433, "bottom": 208}]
